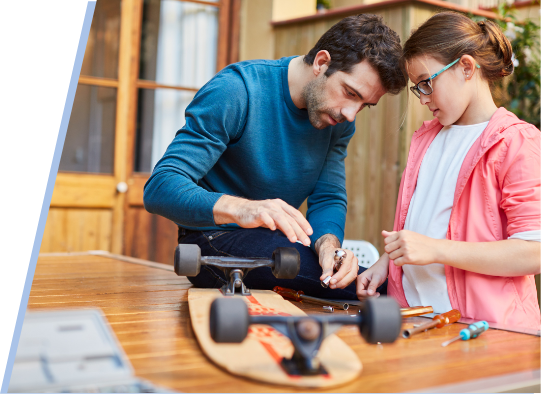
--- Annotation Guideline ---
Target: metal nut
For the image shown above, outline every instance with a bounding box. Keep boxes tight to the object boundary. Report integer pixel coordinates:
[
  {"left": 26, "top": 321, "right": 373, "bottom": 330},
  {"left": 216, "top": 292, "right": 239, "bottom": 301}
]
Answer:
[{"left": 335, "top": 250, "right": 346, "bottom": 260}]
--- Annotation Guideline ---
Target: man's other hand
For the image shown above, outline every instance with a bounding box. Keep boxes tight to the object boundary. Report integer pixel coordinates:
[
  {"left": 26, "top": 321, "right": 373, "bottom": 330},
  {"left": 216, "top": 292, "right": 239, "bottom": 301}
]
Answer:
[{"left": 213, "top": 195, "right": 313, "bottom": 246}]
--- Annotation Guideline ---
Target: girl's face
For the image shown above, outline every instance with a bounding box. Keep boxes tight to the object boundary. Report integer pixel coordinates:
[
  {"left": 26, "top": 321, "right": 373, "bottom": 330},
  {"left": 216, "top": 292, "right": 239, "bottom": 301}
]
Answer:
[{"left": 407, "top": 56, "right": 472, "bottom": 126}]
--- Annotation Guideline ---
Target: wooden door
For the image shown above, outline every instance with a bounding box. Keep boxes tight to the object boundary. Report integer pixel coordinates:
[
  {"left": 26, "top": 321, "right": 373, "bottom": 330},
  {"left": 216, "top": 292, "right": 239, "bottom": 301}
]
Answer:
[{"left": 41, "top": 0, "right": 240, "bottom": 264}]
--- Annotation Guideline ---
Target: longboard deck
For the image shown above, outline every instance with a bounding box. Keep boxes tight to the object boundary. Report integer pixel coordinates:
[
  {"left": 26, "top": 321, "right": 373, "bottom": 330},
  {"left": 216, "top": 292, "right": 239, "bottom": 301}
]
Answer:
[{"left": 188, "top": 288, "right": 362, "bottom": 388}]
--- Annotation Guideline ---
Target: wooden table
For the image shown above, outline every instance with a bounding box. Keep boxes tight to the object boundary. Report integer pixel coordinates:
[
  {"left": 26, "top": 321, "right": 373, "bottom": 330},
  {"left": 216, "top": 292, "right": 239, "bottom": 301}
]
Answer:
[{"left": 26, "top": 253, "right": 540, "bottom": 393}]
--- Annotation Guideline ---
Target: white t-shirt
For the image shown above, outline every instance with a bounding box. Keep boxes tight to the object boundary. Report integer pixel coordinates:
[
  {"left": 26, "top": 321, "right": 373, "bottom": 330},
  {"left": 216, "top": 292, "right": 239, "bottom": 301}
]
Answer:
[{"left": 401, "top": 121, "right": 539, "bottom": 312}]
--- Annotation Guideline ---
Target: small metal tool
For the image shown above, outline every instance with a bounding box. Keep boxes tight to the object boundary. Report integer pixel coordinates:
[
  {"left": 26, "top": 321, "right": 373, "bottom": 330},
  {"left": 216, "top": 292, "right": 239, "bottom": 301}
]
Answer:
[
  {"left": 321, "top": 276, "right": 332, "bottom": 288},
  {"left": 273, "top": 286, "right": 349, "bottom": 310},
  {"left": 321, "top": 249, "right": 346, "bottom": 288},
  {"left": 400, "top": 306, "right": 434, "bottom": 317}
]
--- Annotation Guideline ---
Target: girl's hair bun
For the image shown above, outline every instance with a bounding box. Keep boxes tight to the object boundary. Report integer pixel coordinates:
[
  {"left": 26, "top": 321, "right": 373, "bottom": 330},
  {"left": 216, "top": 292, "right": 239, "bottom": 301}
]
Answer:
[
  {"left": 480, "top": 19, "right": 514, "bottom": 78},
  {"left": 402, "top": 12, "right": 515, "bottom": 82}
]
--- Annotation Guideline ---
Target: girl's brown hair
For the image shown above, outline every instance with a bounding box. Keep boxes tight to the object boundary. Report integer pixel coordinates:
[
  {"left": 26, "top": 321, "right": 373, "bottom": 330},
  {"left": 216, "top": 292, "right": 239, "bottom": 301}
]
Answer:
[{"left": 402, "top": 12, "right": 514, "bottom": 82}]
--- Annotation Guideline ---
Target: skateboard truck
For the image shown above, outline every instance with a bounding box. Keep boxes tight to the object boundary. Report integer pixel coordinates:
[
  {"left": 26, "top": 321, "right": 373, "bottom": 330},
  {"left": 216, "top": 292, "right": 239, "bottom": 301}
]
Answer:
[
  {"left": 209, "top": 296, "right": 402, "bottom": 376},
  {"left": 174, "top": 244, "right": 301, "bottom": 296}
]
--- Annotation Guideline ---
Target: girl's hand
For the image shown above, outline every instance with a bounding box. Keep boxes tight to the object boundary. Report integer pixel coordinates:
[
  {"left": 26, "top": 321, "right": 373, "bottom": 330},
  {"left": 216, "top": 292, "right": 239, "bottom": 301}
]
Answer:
[
  {"left": 383, "top": 230, "right": 442, "bottom": 266},
  {"left": 357, "top": 254, "right": 390, "bottom": 300}
]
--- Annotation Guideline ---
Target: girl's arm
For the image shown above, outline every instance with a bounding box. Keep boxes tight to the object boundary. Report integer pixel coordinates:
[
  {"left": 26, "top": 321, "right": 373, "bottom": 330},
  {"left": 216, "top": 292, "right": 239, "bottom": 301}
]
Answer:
[{"left": 383, "top": 230, "right": 540, "bottom": 276}]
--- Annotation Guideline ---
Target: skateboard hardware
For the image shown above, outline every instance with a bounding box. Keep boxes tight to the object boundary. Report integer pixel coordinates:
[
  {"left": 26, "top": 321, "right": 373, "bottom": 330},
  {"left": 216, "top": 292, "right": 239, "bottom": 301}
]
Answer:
[
  {"left": 273, "top": 286, "right": 350, "bottom": 310},
  {"left": 323, "top": 306, "right": 334, "bottom": 313},
  {"left": 321, "top": 250, "right": 346, "bottom": 288},
  {"left": 210, "top": 296, "right": 402, "bottom": 376},
  {"left": 174, "top": 244, "right": 300, "bottom": 296},
  {"left": 321, "top": 276, "right": 332, "bottom": 287}
]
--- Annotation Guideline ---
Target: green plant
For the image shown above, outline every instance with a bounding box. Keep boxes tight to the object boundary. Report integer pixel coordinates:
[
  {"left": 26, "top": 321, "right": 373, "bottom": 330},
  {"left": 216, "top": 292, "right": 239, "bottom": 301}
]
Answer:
[
  {"left": 471, "top": 4, "right": 540, "bottom": 128},
  {"left": 317, "top": 0, "right": 331, "bottom": 10}
]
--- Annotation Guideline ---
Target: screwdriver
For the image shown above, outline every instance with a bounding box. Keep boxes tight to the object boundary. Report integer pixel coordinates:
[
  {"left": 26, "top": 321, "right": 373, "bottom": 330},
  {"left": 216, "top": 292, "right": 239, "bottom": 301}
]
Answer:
[
  {"left": 402, "top": 309, "right": 461, "bottom": 338},
  {"left": 441, "top": 321, "right": 489, "bottom": 347}
]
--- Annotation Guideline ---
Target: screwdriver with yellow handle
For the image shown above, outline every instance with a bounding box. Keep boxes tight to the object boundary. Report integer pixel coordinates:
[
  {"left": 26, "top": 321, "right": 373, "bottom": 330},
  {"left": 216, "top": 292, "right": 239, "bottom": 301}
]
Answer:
[
  {"left": 272, "top": 286, "right": 434, "bottom": 316},
  {"left": 402, "top": 309, "right": 461, "bottom": 338}
]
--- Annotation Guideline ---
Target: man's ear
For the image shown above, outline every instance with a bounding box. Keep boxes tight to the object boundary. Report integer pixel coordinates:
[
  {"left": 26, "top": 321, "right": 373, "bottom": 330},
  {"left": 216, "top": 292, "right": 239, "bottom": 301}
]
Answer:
[
  {"left": 459, "top": 55, "right": 477, "bottom": 80},
  {"left": 312, "top": 50, "right": 331, "bottom": 77}
]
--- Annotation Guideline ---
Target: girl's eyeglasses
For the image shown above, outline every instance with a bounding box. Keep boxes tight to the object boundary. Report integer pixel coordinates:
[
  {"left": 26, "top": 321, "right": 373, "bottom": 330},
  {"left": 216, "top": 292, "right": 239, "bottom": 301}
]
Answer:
[{"left": 409, "top": 58, "right": 480, "bottom": 99}]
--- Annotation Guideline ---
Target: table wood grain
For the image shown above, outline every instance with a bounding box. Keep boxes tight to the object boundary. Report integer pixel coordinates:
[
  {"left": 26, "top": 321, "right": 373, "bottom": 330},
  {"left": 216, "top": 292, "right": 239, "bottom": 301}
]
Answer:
[{"left": 26, "top": 253, "right": 540, "bottom": 393}]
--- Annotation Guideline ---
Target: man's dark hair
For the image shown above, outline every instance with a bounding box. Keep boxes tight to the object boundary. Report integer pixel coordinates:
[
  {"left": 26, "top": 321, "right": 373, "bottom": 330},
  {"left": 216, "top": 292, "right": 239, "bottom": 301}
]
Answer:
[{"left": 304, "top": 14, "right": 406, "bottom": 95}]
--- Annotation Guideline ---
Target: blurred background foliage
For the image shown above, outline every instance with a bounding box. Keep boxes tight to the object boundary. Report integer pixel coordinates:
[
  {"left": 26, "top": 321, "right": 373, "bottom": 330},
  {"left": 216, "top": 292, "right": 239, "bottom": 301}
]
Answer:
[{"left": 472, "top": 3, "right": 540, "bottom": 128}]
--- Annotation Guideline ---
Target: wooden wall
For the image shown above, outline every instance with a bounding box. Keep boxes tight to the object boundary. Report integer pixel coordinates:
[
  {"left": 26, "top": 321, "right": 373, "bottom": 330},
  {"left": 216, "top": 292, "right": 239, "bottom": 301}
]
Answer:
[
  {"left": 40, "top": 173, "right": 116, "bottom": 254},
  {"left": 274, "top": 3, "right": 435, "bottom": 252},
  {"left": 41, "top": 208, "right": 113, "bottom": 252}
]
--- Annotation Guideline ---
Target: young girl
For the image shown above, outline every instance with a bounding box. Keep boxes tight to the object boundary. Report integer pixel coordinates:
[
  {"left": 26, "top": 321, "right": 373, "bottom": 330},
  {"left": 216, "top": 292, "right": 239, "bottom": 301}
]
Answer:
[{"left": 357, "top": 12, "right": 540, "bottom": 329}]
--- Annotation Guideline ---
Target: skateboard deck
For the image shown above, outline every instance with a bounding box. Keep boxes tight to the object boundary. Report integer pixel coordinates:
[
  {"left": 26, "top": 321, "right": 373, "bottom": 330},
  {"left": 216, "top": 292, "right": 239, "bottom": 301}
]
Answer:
[{"left": 188, "top": 288, "right": 362, "bottom": 388}]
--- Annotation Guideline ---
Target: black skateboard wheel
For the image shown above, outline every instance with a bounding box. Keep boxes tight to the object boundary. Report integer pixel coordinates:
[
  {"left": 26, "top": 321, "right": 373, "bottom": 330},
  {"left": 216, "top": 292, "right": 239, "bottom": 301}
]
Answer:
[
  {"left": 359, "top": 297, "right": 402, "bottom": 344},
  {"left": 210, "top": 298, "right": 249, "bottom": 343},
  {"left": 271, "top": 247, "right": 300, "bottom": 279},
  {"left": 174, "top": 244, "right": 201, "bottom": 277}
]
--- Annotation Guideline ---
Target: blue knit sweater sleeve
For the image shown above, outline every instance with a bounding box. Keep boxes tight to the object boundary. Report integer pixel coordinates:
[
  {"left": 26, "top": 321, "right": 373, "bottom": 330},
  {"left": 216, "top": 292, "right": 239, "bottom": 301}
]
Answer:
[
  {"left": 143, "top": 70, "right": 248, "bottom": 227},
  {"left": 306, "top": 122, "right": 355, "bottom": 250}
]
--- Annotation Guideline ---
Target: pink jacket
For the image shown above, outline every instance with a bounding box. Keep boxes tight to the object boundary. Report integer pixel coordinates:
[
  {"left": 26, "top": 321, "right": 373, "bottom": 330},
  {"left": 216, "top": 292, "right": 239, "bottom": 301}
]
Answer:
[{"left": 388, "top": 108, "right": 541, "bottom": 329}]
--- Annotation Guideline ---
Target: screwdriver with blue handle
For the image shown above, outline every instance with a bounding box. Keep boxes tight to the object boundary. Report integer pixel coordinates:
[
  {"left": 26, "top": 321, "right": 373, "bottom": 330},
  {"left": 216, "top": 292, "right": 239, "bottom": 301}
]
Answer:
[{"left": 441, "top": 321, "right": 489, "bottom": 347}]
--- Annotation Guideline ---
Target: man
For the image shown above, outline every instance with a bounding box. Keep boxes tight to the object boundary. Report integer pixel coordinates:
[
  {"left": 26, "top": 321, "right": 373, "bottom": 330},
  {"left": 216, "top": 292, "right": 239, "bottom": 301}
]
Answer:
[{"left": 144, "top": 14, "right": 406, "bottom": 299}]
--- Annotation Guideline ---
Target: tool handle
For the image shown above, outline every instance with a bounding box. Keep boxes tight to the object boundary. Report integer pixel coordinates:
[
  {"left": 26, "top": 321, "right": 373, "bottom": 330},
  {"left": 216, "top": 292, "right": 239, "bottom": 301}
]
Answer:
[
  {"left": 434, "top": 309, "right": 461, "bottom": 328},
  {"left": 460, "top": 321, "right": 489, "bottom": 340},
  {"left": 272, "top": 286, "right": 304, "bottom": 302}
]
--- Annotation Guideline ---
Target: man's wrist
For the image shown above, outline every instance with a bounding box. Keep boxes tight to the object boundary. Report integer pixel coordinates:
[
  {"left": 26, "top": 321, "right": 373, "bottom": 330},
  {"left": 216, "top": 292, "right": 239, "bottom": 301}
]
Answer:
[
  {"left": 314, "top": 233, "right": 341, "bottom": 255},
  {"left": 213, "top": 195, "right": 243, "bottom": 225}
]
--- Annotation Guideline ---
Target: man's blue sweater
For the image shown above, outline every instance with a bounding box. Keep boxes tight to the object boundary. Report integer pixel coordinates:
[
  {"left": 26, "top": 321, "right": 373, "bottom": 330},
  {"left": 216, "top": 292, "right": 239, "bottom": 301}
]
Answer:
[{"left": 143, "top": 56, "right": 355, "bottom": 249}]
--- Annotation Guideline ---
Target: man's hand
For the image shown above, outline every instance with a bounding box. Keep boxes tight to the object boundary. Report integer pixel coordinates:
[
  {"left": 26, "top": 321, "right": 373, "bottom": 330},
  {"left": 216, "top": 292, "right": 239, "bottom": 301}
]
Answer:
[
  {"left": 356, "top": 253, "right": 389, "bottom": 300},
  {"left": 383, "top": 230, "right": 442, "bottom": 266},
  {"left": 213, "top": 195, "right": 313, "bottom": 246},
  {"left": 316, "top": 234, "right": 358, "bottom": 289}
]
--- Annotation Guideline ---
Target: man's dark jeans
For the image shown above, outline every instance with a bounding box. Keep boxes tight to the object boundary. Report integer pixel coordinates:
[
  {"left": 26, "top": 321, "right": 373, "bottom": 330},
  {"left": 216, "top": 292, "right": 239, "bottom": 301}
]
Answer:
[{"left": 178, "top": 227, "right": 387, "bottom": 300}]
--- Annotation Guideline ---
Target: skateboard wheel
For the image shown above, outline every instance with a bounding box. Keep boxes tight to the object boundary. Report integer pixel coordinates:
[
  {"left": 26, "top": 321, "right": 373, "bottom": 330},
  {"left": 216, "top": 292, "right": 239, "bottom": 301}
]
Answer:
[
  {"left": 174, "top": 244, "right": 201, "bottom": 277},
  {"left": 209, "top": 298, "right": 249, "bottom": 343},
  {"left": 359, "top": 297, "right": 402, "bottom": 344},
  {"left": 271, "top": 247, "right": 300, "bottom": 279}
]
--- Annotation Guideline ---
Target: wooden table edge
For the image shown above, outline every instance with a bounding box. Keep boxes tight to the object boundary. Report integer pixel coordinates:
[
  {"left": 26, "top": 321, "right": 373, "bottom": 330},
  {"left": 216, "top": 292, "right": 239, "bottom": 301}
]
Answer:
[
  {"left": 411, "top": 369, "right": 540, "bottom": 393},
  {"left": 39, "top": 250, "right": 174, "bottom": 272}
]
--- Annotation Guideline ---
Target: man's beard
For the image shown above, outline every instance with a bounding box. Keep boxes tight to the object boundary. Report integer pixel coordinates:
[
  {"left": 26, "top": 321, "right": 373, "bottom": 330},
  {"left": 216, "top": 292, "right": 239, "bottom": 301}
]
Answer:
[{"left": 301, "top": 76, "right": 345, "bottom": 129}]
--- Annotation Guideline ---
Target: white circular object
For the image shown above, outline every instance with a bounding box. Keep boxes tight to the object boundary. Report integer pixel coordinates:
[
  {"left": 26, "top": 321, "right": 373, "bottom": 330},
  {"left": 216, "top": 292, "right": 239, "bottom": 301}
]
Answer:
[
  {"left": 116, "top": 182, "right": 129, "bottom": 193},
  {"left": 335, "top": 250, "right": 346, "bottom": 258}
]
